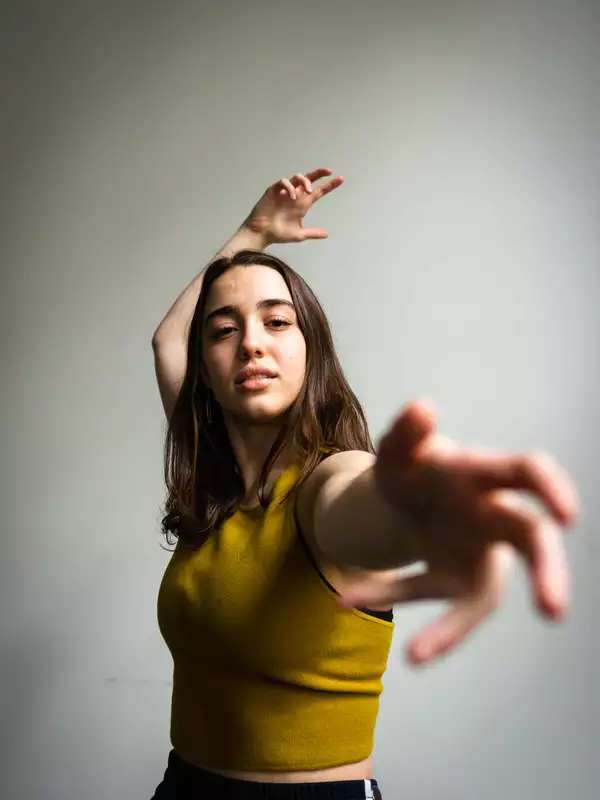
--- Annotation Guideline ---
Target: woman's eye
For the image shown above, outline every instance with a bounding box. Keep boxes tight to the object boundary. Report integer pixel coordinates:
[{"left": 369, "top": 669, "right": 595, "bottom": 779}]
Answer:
[
  {"left": 212, "top": 319, "right": 290, "bottom": 339},
  {"left": 213, "top": 327, "right": 235, "bottom": 339}
]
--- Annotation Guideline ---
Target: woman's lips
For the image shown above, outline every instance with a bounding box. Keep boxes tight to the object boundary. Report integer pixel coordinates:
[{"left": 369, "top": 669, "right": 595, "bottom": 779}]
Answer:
[{"left": 236, "top": 376, "right": 277, "bottom": 391}]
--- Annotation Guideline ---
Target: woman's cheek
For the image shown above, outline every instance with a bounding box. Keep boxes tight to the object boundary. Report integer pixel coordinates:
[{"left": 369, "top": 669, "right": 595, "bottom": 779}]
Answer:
[
  {"left": 284, "top": 334, "right": 306, "bottom": 376},
  {"left": 281, "top": 353, "right": 305, "bottom": 390}
]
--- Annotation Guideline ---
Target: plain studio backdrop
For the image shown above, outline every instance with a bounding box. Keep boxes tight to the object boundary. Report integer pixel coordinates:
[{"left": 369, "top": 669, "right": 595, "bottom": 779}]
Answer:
[{"left": 1, "top": 1, "right": 598, "bottom": 798}]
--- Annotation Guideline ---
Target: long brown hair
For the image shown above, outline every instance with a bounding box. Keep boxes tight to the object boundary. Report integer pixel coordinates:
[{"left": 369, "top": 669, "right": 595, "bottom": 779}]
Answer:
[{"left": 160, "top": 249, "right": 374, "bottom": 549}]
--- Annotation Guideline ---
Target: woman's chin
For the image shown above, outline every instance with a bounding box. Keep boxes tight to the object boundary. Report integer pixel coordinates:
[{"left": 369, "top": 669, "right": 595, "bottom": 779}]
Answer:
[{"left": 225, "top": 401, "right": 289, "bottom": 426}]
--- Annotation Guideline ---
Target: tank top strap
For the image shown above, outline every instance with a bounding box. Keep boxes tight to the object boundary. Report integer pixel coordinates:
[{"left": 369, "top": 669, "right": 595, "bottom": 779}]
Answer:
[{"left": 318, "top": 444, "right": 338, "bottom": 456}]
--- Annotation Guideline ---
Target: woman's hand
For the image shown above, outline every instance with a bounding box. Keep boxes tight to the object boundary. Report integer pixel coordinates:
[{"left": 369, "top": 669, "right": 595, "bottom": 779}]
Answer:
[
  {"left": 337, "top": 399, "right": 581, "bottom": 666},
  {"left": 243, "top": 167, "right": 344, "bottom": 245}
]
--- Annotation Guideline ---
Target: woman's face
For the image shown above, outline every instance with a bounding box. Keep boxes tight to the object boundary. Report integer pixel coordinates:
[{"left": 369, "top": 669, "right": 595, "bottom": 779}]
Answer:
[{"left": 201, "top": 265, "right": 307, "bottom": 425}]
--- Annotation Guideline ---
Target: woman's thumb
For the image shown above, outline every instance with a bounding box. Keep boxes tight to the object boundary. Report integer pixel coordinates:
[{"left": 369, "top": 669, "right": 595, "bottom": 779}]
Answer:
[
  {"left": 382, "top": 398, "right": 437, "bottom": 465},
  {"left": 374, "top": 399, "right": 439, "bottom": 518},
  {"left": 300, "top": 228, "right": 329, "bottom": 240}
]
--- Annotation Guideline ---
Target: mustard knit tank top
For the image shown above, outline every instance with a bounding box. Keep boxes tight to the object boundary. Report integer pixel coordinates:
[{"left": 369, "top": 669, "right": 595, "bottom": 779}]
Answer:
[{"left": 157, "top": 462, "right": 395, "bottom": 771}]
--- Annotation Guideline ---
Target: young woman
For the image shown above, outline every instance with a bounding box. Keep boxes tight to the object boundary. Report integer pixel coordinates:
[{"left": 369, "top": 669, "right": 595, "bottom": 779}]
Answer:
[{"left": 150, "top": 168, "right": 580, "bottom": 799}]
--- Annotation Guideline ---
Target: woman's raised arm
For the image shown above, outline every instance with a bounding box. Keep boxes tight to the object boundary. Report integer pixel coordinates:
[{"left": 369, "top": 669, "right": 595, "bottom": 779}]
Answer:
[{"left": 150, "top": 168, "right": 344, "bottom": 420}]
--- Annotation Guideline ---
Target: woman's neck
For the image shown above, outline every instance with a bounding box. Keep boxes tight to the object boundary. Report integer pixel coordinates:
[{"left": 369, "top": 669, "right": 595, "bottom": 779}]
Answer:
[{"left": 239, "top": 451, "right": 300, "bottom": 509}]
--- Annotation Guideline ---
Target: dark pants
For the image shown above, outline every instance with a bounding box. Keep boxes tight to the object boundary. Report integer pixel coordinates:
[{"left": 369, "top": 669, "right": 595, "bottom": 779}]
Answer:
[{"left": 150, "top": 750, "right": 383, "bottom": 799}]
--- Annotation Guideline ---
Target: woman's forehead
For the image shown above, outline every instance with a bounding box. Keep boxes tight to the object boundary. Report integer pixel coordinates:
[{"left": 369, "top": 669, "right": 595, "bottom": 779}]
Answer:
[{"left": 207, "top": 265, "right": 291, "bottom": 306}]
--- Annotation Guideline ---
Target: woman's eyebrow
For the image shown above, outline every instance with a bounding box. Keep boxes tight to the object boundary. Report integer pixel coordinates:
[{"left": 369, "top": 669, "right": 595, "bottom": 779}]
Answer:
[{"left": 204, "top": 298, "right": 295, "bottom": 327}]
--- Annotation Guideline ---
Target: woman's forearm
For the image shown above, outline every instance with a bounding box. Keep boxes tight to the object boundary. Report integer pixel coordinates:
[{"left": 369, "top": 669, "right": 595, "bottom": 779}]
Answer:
[{"left": 151, "top": 223, "right": 270, "bottom": 346}]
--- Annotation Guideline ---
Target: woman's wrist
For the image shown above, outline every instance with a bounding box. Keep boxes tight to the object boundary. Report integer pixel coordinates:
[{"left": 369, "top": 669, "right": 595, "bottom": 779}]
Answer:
[
  {"left": 239, "top": 216, "right": 276, "bottom": 247},
  {"left": 214, "top": 223, "right": 272, "bottom": 261}
]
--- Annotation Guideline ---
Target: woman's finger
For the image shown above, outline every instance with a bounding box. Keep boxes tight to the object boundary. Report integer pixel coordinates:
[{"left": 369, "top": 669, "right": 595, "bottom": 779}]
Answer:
[
  {"left": 432, "top": 447, "right": 580, "bottom": 527},
  {"left": 303, "top": 167, "right": 333, "bottom": 181},
  {"left": 379, "top": 400, "right": 438, "bottom": 468},
  {"left": 338, "top": 561, "right": 497, "bottom": 666},
  {"left": 405, "top": 543, "right": 515, "bottom": 665},
  {"left": 289, "top": 173, "right": 312, "bottom": 193},
  {"left": 277, "top": 177, "right": 296, "bottom": 199},
  {"left": 274, "top": 170, "right": 340, "bottom": 201},
  {"left": 298, "top": 227, "right": 329, "bottom": 241},
  {"left": 274, "top": 169, "right": 331, "bottom": 196},
  {"left": 406, "top": 591, "right": 495, "bottom": 665},
  {"left": 476, "top": 491, "right": 570, "bottom": 618},
  {"left": 338, "top": 565, "right": 465, "bottom": 609},
  {"left": 373, "top": 401, "right": 440, "bottom": 518},
  {"left": 338, "top": 543, "right": 516, "bottom": 665},
  {"left": 312, "top": 176, "right": 345, "bottom": 200}
]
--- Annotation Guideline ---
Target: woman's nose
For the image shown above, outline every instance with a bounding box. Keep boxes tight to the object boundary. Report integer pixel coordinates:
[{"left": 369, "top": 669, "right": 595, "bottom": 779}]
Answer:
[{"left": 238, "top": 323, "right": 265, "bottom": 357}]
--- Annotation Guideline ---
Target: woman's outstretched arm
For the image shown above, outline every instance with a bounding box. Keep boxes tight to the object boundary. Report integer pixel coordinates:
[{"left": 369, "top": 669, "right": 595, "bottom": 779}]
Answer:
[{"left": 314, "top": 399, "right": 580, "bottom": 666}]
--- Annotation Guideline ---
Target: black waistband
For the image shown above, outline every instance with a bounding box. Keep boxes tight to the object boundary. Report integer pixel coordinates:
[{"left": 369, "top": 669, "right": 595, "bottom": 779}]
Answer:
[{"left": 166, "top": 750, "right": 380, "bottom": 799}]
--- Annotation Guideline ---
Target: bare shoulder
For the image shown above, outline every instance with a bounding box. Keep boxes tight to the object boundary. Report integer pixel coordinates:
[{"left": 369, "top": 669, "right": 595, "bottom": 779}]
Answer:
[
  {"left": 294, "top": 450, "right": 398, "bottom": 610},
  {"left": 295, "top": 449, "right": 376, "bottom": 542},
  {"left": 304, "top": 449, "right": 375, "bottom": 489}
]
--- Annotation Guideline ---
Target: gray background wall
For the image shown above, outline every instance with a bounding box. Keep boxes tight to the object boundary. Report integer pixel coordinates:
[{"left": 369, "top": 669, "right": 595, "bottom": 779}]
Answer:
[{"left": 2, "top": 1, "right": 598, "bottom": 798}]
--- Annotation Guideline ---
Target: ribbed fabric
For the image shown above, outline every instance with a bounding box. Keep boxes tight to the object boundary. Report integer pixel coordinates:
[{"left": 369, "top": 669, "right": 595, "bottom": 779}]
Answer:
[{"left": 157, "top": 463, "right": 395, "bottom": 771}]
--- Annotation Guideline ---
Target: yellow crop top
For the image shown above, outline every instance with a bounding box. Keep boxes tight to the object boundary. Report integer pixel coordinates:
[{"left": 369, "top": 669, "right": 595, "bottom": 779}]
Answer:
[{"left": 156, "top": 462, "right": 395, "bottom": 771}]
